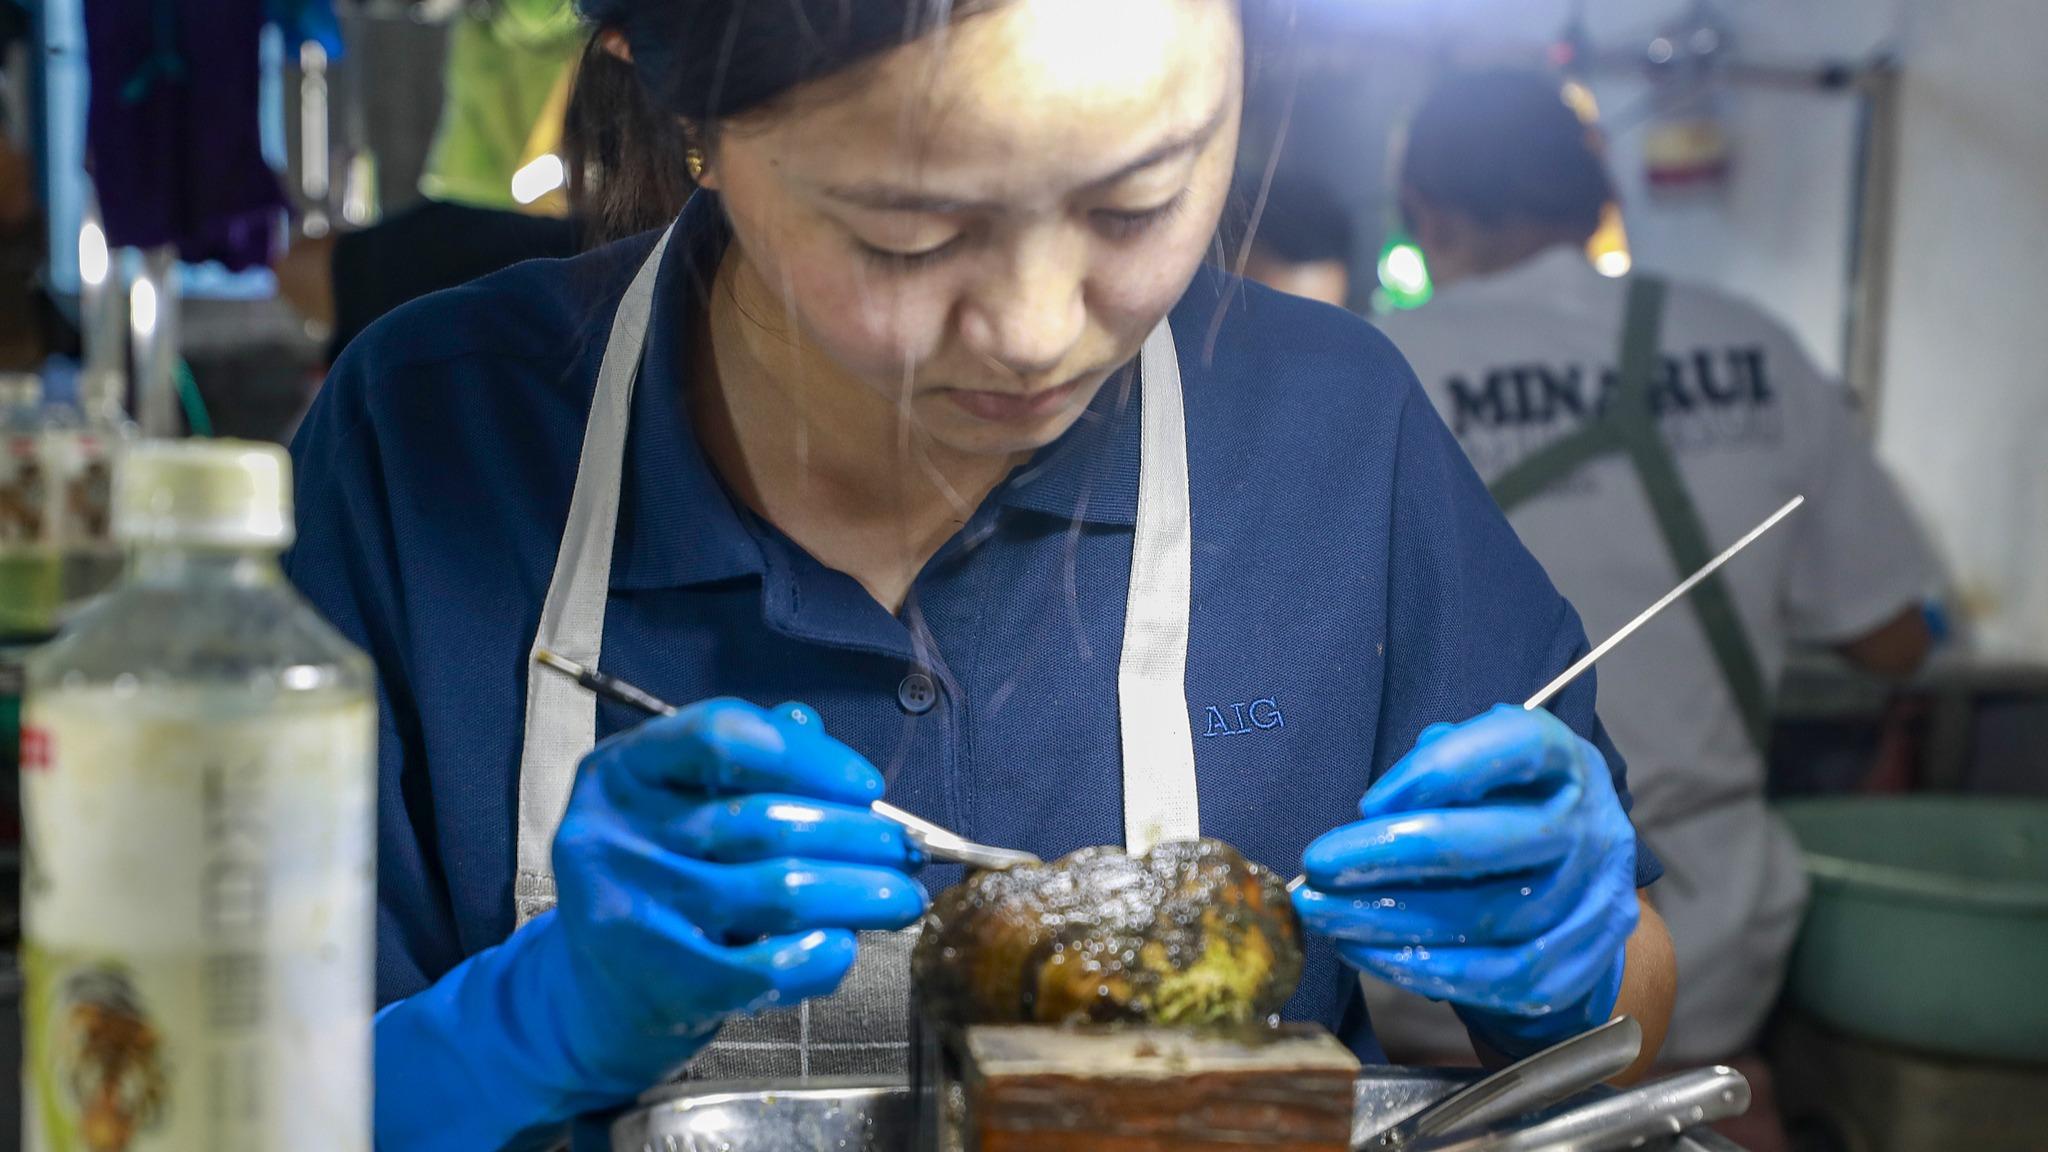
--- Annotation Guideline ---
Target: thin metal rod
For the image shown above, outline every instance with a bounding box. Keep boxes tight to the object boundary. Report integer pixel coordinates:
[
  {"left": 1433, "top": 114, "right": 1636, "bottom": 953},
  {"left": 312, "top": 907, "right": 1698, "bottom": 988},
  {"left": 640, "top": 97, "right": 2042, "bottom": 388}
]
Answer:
[
  {"left": 530, "top": 650, "right": 1040, "bottom": 869},
  {"left": 1523, "top": 496, "right": 1805, "bottom": 713},
  {"left": 535, "top": 648, "right": 678, "bottom": 718}
]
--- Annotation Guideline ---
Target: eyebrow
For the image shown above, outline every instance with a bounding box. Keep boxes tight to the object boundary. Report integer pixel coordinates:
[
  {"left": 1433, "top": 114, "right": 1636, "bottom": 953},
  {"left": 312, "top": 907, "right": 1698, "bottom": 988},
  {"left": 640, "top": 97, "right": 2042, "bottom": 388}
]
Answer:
[{"left": 820, "top": 98, "right": 1232, "bottom": 214}]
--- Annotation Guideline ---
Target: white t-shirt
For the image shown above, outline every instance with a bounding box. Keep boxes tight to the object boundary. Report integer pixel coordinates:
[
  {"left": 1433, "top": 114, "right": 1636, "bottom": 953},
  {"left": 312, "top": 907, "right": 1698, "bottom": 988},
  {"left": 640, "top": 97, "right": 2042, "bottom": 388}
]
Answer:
[{"left": 1373, "top": 246, "right": 1938, "bottom": 1059}]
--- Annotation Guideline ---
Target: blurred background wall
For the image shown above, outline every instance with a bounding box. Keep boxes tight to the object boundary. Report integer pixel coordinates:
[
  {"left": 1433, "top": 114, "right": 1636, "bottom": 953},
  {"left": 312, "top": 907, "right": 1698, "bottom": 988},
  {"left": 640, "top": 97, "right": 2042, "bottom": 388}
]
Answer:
[
  {"left": 1877, "top": 1, "right": 2048, "bottom": 660},
  {"left": 1258, "top": 0, "right": 2046, "bottom": 659}
]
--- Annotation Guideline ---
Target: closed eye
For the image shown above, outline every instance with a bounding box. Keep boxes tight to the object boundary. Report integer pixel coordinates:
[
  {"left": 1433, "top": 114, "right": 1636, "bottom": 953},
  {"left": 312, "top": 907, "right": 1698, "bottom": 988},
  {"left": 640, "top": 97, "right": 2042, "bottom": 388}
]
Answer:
[
  {"left": 1093, "top": 190, "right": 1191, "bottom": 241},
  {"left": 857, "top": 236, "right": 962, "bottom": 273}
]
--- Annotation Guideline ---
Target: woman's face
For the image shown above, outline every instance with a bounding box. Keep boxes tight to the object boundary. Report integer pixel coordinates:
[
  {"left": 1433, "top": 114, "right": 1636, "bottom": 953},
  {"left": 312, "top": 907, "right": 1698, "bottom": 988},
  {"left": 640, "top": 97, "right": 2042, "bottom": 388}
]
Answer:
[{"left": 703, "top": 0, "right": 1244, "bottom": 458}]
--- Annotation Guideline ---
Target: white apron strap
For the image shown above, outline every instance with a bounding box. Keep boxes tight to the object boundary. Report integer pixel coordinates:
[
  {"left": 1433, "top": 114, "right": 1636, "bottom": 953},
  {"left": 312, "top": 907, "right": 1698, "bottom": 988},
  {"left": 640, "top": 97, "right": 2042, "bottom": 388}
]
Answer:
[
  {"left": 511, "top": 241, "right": 1198, "bottom": 925},
  {"left": 513, "top": 226, "right": 675, "bottom": 925},
  {"left": 1119, "top": 320, "right": 1201, "bottom": 852}
]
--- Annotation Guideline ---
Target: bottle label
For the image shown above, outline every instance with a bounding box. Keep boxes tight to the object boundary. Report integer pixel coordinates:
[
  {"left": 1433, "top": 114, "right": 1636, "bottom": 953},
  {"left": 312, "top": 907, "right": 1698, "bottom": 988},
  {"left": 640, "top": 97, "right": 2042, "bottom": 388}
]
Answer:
[
  {"left": 43, "top": 432, "right": 118, "bottom": 551},
  {"left": 21, "top": 692, "right": 376, "bottom": 1152},
  {"left": 0, "top": 432, "right": 47, "bottom": 545}
]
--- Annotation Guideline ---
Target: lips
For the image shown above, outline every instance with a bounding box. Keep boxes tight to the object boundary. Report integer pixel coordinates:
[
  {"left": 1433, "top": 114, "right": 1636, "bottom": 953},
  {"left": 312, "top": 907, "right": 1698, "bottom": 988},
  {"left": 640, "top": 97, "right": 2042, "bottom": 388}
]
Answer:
[{"left": 941, "top": 378, "right": 1087, "bottom": 423}]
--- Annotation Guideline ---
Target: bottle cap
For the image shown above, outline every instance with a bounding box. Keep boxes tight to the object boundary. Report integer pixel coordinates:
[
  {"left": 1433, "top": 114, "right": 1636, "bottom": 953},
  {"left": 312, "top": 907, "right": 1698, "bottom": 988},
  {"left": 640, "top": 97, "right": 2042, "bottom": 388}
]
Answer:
[
  {"left": 0, "top": 373, "right": 42, "bottom": 411},
  {"left": 113, "top": 439, "right": 294, "bottom": 548}
]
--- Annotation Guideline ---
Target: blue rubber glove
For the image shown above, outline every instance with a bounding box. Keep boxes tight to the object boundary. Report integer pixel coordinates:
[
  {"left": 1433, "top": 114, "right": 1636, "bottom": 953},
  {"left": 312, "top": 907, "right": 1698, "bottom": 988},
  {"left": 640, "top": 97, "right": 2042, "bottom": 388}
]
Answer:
[
  {"left": 374, "top": 700, "right": 927, "bottom": 1151},
  {"left": 1293, "top": 704, "right": 1639, "bottom": 1057}
]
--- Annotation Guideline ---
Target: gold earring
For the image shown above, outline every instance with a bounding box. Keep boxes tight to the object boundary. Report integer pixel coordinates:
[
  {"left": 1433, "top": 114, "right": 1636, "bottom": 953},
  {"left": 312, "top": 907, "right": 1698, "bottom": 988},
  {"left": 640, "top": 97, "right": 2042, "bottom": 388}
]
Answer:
[{"left": 685, "top": 149, "right": 706, "bottom": 182}]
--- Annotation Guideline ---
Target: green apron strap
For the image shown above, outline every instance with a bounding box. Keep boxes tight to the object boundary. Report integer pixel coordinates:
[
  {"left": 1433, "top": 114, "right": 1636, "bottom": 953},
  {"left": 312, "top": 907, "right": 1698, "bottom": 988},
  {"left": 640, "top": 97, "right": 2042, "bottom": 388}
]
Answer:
[
  {"left": 1484, "top": 274, "right": 1773, "bottom": 751},
  {"left": 1488, "top": 417, "right": 1625, "bottom": 514},
  {"left": 1606, "top": 277, "right": 1774, "bottom": 751}
]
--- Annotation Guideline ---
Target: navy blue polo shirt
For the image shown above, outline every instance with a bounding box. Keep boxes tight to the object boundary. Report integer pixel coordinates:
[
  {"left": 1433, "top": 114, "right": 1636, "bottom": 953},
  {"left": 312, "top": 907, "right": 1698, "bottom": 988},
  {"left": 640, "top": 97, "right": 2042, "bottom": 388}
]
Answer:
[{"left": 286, "top": 193, "right": 1660, "bottom": 1066}]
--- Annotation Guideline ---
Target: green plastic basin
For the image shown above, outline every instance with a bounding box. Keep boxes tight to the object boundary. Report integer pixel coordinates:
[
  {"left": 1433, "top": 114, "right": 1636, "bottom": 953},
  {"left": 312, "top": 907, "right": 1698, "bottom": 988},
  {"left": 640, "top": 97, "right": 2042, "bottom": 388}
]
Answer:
[{"left": 1777, "top": 797, "right": 2048, "bottom": 1063}]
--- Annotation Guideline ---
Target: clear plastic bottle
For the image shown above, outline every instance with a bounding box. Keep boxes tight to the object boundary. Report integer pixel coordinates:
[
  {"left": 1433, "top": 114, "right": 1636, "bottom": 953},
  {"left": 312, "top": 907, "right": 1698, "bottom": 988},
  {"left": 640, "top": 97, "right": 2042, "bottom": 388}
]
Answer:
[{"left": 21, "top": 440, "right": 375, "bottom": 1152}]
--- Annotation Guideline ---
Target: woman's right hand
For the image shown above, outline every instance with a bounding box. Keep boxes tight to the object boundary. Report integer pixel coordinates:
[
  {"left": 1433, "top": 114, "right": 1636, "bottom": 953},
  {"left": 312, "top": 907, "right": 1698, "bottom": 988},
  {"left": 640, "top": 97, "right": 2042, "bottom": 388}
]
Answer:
[
  {"left": 373, "top": 699, "right": 924, "bottom": 1152},
  {"left": 546, "top": 698, "right": 927, "bottom": 1085}
]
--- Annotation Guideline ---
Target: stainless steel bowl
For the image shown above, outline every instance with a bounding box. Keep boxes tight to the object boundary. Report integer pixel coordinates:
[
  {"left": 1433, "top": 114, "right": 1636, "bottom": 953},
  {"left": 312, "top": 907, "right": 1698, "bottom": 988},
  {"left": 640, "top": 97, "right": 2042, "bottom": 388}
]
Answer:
[{"left": 611, "top": 1072, "right": 1748, "bottom": 1151}]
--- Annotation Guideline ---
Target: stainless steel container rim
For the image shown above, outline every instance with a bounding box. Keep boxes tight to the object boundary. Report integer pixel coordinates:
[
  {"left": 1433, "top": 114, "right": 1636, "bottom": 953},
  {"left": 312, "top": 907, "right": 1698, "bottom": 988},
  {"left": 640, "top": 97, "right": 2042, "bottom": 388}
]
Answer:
[{"left": 633, "top": 1074, "right": 904, "bottom": 1111}]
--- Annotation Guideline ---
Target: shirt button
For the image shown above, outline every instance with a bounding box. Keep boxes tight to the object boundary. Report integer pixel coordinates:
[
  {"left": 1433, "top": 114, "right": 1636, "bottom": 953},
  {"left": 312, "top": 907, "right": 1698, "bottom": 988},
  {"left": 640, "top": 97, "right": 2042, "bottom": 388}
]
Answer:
[{"left": 897, "top": 671, "right": 938, "bottom": 715}]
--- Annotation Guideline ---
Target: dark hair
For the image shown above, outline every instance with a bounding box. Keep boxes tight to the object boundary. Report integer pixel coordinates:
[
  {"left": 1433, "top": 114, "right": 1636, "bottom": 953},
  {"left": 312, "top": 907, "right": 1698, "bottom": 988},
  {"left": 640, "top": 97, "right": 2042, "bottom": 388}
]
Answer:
[
  {"left": 1398, "top": 68, "right": 1614, "bottom": 243},
  {"left": 563, "top": 34, "right": 696, "bottom": 245},
  {"left": 1235, "top": 171, "right": 1354, "bottom": 265},
  {"left": 568, "top": 1, "right": 1287, "bottom": 247},
  {"left": 566, "top": 1, "right": 1015, "bottom": 245},
  {"left": 577, "top": 1, "right": 1018, "bottom": 125}
]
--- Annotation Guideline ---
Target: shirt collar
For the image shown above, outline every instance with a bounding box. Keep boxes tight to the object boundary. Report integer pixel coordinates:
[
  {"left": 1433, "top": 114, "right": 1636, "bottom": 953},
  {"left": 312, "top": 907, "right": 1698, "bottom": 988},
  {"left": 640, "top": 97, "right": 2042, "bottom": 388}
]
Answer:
[
  {"left": 609, "top": 192, "right": 1144, "bottom": 592},
  {"left": 994, "top": 359, "right": 1143, "bottom": 528}
]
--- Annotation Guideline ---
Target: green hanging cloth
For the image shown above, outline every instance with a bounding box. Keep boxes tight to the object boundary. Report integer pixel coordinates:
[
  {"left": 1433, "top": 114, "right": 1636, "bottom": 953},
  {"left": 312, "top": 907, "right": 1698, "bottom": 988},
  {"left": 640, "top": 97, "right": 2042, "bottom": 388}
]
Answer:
[{"left": 418, "top": 0, "right": 584, "bottom": 213}]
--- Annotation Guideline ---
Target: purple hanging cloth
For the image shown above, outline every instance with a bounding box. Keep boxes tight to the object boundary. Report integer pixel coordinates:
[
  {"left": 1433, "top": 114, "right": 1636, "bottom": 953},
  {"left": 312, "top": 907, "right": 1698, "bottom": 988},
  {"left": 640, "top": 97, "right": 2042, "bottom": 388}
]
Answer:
[{"left": 84, "top": 0, "right": 287, "bottom": 271}]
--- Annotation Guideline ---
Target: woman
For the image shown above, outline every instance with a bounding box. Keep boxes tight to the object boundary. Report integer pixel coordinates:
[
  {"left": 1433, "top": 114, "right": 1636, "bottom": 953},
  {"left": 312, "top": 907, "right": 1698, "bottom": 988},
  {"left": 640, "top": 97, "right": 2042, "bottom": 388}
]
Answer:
[{"left": 285, "top": 3, "right": 1676, "bottom": 1149}]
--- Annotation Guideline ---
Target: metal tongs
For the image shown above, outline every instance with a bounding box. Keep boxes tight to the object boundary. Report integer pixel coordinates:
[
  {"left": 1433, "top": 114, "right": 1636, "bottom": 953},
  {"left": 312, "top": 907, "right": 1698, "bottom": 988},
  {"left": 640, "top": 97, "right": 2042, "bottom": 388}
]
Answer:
[
  {"left": 1413, "top": 1065, "right": 1751, "bottom": 1151},
  {"left": 532, "top": 651, "right": 1042, "bottom": 872},
  {"left": 1373, "top": 1017, "right": 1645, "bottom": 1147},
  {"left": 1368, "top": 1017, "right": 1750, "bottom": 1151}
]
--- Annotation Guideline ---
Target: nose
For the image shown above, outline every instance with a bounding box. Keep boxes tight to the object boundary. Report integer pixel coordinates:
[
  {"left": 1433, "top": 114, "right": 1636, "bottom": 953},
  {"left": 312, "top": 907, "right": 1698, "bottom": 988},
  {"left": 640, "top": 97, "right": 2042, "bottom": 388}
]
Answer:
[{"left": 957, "top": 231, "right": 1088, "bottom": 381}]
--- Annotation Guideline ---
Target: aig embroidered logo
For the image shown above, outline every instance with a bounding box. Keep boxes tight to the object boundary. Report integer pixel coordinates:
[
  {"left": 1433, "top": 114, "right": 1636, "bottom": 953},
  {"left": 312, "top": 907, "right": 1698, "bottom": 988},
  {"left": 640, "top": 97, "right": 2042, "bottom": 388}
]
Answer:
[{"left": 1200, "top": 699, "right": 1284, "bottom": 738}]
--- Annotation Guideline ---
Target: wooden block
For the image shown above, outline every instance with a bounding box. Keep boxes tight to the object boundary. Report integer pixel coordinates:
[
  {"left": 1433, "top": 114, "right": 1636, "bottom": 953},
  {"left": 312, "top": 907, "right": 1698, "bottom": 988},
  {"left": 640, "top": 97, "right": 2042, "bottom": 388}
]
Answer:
[{"left": 956, "top": 1024, "right": 1359, "bottom": 1152}]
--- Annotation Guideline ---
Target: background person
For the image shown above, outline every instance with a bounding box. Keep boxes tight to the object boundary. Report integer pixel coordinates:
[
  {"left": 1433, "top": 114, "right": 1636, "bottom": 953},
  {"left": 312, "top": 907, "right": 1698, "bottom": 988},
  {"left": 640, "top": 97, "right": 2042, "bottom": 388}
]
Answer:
[{"left": 1374, "top": 68, "right": 1937, "bottom": 1084}]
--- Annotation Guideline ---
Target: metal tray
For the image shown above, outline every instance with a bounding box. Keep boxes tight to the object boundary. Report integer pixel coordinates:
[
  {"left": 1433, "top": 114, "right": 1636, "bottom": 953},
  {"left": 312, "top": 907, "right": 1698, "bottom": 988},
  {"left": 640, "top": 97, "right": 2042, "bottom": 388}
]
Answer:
[{"left": 610, "top": 1072, "right": 1748, "bottom": 1151}]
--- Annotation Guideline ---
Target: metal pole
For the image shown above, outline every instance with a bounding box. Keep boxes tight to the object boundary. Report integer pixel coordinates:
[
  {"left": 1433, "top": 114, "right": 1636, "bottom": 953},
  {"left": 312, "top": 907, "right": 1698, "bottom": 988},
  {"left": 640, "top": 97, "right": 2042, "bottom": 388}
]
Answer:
[
  {"left": 1844, "top": 63, "right": 1903, "bottom": 428},
  {"left": 75, "top": 193, "right": 129, "bottom": 429},
  {"left": 335, "top": 7, "right": 383, "bottom": 228},
  {"left": 299, "top": 39, "right": 332, "bottom": 238},
  {"left": 130, "top": 245, "right": 181, "bottom": 438}
]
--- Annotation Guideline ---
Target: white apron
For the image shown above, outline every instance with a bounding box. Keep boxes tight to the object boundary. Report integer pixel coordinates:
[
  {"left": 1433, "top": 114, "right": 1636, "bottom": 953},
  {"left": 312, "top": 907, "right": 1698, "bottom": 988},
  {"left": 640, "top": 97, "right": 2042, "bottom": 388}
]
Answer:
[{"left": 509, "top": 226, "right": 1204, "bottom": 1079}]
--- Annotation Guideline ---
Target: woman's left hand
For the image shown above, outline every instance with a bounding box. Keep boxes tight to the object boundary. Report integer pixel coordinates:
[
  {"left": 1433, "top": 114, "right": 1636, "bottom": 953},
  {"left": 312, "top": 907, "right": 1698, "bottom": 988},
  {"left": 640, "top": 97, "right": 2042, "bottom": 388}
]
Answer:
[{"left": 1292, "top": 704, "right": 1639, "bottom": 1055}]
